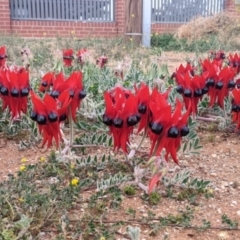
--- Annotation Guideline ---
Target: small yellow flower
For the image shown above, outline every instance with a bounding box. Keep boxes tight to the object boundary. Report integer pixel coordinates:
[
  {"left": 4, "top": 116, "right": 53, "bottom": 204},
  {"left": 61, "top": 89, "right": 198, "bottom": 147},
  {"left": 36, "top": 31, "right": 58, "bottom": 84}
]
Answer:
[
  {"left": 71, "top": 30, "right": 75, "bottom": 35},
  {"left": 21, "top": 158, "right": 28, "bottom": 163},
  {"left": 207, "top": 188, "right": 214, "bottom": 194},
  {"left": 19, "top": 197, "right": 24, "bottom": 203},
  {"left": 43, "top": 32, "right": 46, "bottom": 36},
  {"left": 19, "top": 165, "right": 26, "bottom": 171},
  {"left": 73, "top": 37, "right": 77, "bottom": 40},
  {"left": 129, "top": 38, "right": 133, "bottom": 42},
  {"left": 155, "top": 32, "right": 159, "bottom": 35},
  {"left": 40, "top": 157, "right": 46, "bottom": 162},
  {"left": 123, "top": 46, "right": 126, "bottom": 49},
  {"left": 100, "top": 237, "right": 106, "bottom": 240},
  {"left": 70, "top": 178, "right": 79, "bottom": 186},
  {"left": 131, "top": 14, "right": 135, "bottom": 18},
  {"left": 70, "top": 163, "right": 75, "bottom": 169}
]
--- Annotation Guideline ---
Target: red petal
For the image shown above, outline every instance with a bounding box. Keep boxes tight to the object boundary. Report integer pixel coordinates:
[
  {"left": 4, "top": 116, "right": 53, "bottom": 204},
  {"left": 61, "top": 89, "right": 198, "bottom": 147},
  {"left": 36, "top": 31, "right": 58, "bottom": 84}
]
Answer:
[{"left": 148, "top": 172, "right": 161, "bottom": 194}]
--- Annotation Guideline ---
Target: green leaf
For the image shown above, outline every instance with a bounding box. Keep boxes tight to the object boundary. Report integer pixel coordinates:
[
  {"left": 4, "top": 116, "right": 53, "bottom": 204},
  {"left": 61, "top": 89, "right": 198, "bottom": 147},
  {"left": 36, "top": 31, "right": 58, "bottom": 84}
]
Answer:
[
  {"left": 103, "top": 134, "right": 107, "bottom": 143},
  {"left": 91, "top": 134, "right": 96, "bottom": 143},
  {"left": 194, "top": 138, "right": 199, "bottom": 148},
  {"left": 108, "top": 136, "right": 113, "bottom": 146},
  {"left": 97, "top": 134, "right": 103, "bottom": 143}
]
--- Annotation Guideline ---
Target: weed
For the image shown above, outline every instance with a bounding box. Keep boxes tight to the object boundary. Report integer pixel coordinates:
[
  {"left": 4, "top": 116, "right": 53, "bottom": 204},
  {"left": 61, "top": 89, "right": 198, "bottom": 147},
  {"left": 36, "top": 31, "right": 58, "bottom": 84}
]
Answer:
[
  {"left": 197, "top": 219, "right": 211, "bottom": 232},
  {"left": 207, "top": 134, "right": 216, "bottom": 142},
  {"left": 123, "top": 185, "right": 136, "bottom": 196},
  {"left": 126, "top": 207, "right": 136, "bottom": 218},
  {"left": 148, "top": 191, "right": 161, "bottom": 205},
  {"left": 221, "top": 214, "right": 239, "bottom": 229}
]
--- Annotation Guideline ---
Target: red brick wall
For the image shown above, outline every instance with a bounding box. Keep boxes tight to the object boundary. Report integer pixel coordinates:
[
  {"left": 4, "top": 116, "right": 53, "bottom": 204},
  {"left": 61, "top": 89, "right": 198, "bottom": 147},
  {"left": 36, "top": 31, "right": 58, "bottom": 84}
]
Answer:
[
  {"left": 0, "top": 0, "right": 239, "bottom": 38},
  {"left": 225, "top": 0, "right": 240, "bottom": 14},
  {"left": 1, "top": 0, "right": 125, "bottom": 38},
  {"left": 0, "top": 0, "right": 11, "bottom": 34}
]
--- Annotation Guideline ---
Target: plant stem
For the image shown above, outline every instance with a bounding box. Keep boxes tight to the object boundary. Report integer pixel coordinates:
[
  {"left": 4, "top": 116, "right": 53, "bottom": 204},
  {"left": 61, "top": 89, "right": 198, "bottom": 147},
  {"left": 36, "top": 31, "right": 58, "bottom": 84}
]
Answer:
[
  {"left": 71, "top": 144, "right": 109, "bottom": 148},
  {"left": 196, "top": 116, "right": 220, "bottom": 122},
  {"left": 151, "top": 136, "right": 162, "bottom": 158},
  {"left": 136, "top": 128, "right": 147, "bottom": 151},
  {"left": 68, "top": 107, "right": 74, "bottom": 155}
]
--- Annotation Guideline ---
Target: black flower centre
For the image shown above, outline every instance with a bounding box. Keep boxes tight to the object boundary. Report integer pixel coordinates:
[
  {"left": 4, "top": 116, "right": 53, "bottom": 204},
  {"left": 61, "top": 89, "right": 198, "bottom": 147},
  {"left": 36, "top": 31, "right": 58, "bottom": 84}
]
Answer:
[
  {"left": 103, "top": 114, "right": 113, "bottom": 126},
  {"left": 149, "top": 122, "right": 163, "bottom": 135}
]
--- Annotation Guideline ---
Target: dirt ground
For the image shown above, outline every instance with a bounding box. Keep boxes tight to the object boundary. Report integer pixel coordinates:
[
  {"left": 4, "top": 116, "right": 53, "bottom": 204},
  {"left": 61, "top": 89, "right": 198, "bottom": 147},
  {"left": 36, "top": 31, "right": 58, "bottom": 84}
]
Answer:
[{"left": 1, "top": 52, "right": 240, "bottom": 240}]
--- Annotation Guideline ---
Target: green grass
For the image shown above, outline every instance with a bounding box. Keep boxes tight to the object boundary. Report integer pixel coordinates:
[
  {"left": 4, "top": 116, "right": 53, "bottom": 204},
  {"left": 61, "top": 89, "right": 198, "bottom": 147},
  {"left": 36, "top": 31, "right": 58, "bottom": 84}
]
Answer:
[{"left": 151, "top": 32, "right": 239, "bottom": 52}]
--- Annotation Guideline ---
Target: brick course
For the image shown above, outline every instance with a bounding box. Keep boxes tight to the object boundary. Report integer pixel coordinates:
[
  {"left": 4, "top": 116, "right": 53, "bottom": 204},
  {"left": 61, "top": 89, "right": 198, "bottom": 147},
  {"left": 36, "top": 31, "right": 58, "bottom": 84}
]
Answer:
[{"left": 0, "top": 0, "right": 239, "bottom": 38}]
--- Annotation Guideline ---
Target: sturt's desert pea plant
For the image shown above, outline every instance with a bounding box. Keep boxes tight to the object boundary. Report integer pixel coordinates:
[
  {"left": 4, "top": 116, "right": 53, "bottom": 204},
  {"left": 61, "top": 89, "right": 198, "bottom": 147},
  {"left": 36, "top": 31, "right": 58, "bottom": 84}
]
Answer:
[{"left": 1, "top": 45, "right": 240, "bottom": 194}]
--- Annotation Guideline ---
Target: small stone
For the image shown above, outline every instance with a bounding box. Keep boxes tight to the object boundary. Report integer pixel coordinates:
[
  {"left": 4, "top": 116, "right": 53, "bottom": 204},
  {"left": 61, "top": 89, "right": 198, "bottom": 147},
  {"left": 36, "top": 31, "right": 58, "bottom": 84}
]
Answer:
[
  {"left": 237, "top": 211, "right": 240, "bottom": 216},
  {"left": 217, "top": 208, "right": 222, "bottom": 214},
  {"left": 181, "top": 160, "right": 188, "bottom": 165},
  {"left": 210, "top": 172, "right": 217, "bottom": 177},
  {"left": 221, "top": 181, "right": 228, "bottom": 187},
  {"left": 232, "top": 181, "right": 239, "bottom": 189},
  {"left": 211, "top": 154, "right": 217, "bottom": 158},
  {"left": 232, "top": 201, "right": 237, "bottom": 205}
]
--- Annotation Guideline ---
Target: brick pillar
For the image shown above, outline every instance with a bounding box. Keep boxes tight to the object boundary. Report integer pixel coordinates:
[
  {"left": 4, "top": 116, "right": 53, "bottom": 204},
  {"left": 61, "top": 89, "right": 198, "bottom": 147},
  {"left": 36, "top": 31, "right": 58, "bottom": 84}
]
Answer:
[
  {"left": 115, "top": 0, "right": 125, "bottom": 36},
  {"left": 0, "top": 0, "right": 11, "bottom": 34},
  {"left": 225, "top": 0, "right": 240, "bottom": 15}
]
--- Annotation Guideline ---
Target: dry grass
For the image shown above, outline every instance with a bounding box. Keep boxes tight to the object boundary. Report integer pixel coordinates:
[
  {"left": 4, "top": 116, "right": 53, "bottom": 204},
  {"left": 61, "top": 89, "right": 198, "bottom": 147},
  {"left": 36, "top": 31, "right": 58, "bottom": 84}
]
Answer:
[{"left": 175, "top": 12, "right": 240, "bottom": 44}]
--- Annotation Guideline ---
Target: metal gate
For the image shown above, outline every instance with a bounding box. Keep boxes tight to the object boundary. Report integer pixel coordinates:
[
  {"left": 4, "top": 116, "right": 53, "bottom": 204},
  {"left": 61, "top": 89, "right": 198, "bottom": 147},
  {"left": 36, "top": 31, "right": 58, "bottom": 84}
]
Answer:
[{"left": 151, "top": 0, "right": 225, "bottom": 23}]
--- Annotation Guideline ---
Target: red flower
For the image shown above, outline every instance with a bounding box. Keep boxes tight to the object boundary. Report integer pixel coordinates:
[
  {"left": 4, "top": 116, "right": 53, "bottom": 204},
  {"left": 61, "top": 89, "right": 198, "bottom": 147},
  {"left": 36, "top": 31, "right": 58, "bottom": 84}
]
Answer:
[
  {"left": 201, "top": 58, "right": 222, "bottom": 72},
  {"left": 135, "top": 82, "right": 150, "bottom": 133},
  {"left": 114, "top": 70, "right": 124, "bottom": 80},
  {"left": 175, "top": 71, "right": 206, "bottom": 116},
  {"left": 76, "top": 48, "right": 87, "bottom": 67},
  {"left": 30, "top": 91, "right": 62, "bottom": 148},
  {"left": 63, "top": 49, "right": 74, "bottom": 67},
  {"left": 49, "top": 72, "right": 65, "bottom": 98},
  {"left": 0, "top": 67, "right": 30, "bottom": 119},
  {"left": 0, "top": 46, "right": 7, "bottom": 68},
  {"left": 231, "top": 88, "right": 240, "bottom": 129},
  {"left": 64, "top": 71, "right": 86, "bottom": 121},
  {"left": 96, "top": 56, "right": 108, "bottom": 68},
  {"left": 103, "top": 86, "right": 140, "bottom": 153},
  {"left": 172, "top": 62, "right": 195, "bottom": 80},
  {"left": 149, "top": 98, "right": 190, "bottom": 164},
  {"left": 39, "top": 72, "right": 55, "bottom": 92},
  {"left": 164, "top": 101, "right": 190, "bottom": 164},
  {"left": 147, "top": 88, "right": 170, "bottom": 155},
  {"left": 228, "top": 53, "right": 240, "bottom": 74},
  {"left": 40, "top": 71, "right": 86, "bottom": 121},
  {"left": 57, "top": 90, "right": 73, "bottom": 122},
  {"left": 203, "top": 65, "right": 236, "bottom": 109},
  {"left": 210, "top": 50, "right": 225, "bottom": 61}
]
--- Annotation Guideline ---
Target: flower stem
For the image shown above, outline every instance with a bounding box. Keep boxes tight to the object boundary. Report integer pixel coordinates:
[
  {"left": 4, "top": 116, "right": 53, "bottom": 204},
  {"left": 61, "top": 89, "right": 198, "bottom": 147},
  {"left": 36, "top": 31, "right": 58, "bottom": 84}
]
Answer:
[
  {"left": 68, "top": 107, "right": 74, "bottom": 155},
  {"left": 150, "top": 136, "right": 162, "bottom": 158},
  {"left": 136, "top": 127, "right": 147, "bottom": 151},
  {"left": 196, "top": 116, "right": 220, "bottom": 122}
]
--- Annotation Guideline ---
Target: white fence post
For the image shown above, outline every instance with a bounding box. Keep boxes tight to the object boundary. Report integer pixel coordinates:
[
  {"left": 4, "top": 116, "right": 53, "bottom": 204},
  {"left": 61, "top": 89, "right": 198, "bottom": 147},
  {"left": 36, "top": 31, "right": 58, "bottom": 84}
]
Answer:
[{"left": 142, "top": 0, "right": 151, "bottom": 47}]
